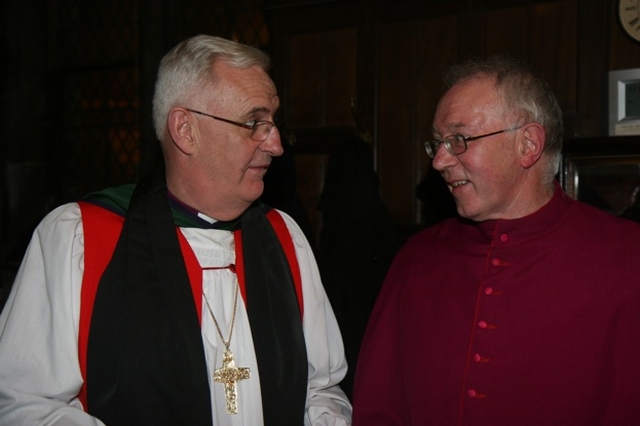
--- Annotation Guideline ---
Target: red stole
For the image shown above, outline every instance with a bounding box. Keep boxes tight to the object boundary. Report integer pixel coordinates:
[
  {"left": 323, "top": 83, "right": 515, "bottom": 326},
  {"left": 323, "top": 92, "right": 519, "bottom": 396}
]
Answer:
[{"left": 76, "top": 201, "right": 303, "bottom": 409}]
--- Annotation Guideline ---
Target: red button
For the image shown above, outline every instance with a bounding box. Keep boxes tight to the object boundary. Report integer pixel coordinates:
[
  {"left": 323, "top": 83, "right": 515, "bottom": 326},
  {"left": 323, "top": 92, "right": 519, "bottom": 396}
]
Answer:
[
  {"left": 500, "top": 233, "right": 508, "bottom": 242},
  {"left": 492, "top": 258, "right": 501, "bottom": 266},
  {"left": 478, "top": 320, "right": 496, "bottom": 329},
  {"left": 485, "top": 287, "right": 493, "bottom": 295},
  {"left": 467, "top": 389, "right": 487, "bottom": 398},
  {"left": 473, "top": 353, "right": 490, "bottom": 363}
]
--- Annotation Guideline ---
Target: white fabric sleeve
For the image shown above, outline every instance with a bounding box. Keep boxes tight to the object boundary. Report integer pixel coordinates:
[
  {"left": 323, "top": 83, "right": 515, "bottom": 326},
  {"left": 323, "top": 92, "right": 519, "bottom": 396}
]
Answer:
[
  {"left": 0, "top": 203, "right": 105, "bottom": 425},
  {"left": 278, "top": 211, "right": 353, "bottom": 426}
]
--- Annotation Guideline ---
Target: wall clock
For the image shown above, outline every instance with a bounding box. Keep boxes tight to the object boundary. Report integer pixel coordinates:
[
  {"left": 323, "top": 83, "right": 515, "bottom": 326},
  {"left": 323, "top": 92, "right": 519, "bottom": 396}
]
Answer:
[{"left": 619, "top": 0, "right": 640, "bottom": 43}]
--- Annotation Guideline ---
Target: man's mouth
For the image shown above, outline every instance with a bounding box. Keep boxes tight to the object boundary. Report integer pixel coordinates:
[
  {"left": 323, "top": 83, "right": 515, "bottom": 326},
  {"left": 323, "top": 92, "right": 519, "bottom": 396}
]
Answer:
[
  {"left": 249, "top": 163, "right": 270, "bottom": 172},
  {"left": 451, "top": 180, "right": 468, "bottom": 188}
]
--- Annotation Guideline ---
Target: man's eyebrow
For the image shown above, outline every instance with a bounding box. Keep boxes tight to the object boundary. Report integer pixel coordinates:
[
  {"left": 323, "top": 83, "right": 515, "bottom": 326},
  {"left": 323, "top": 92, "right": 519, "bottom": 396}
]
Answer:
[
  {"left": 431, "top": 122, "right": 467, "bottom": 136},
  {"left": 245, "top": 106, "right": 273, "bottom": 119},
  {"left": 450, "top": 122, "right": 468, "bottom": 131}
]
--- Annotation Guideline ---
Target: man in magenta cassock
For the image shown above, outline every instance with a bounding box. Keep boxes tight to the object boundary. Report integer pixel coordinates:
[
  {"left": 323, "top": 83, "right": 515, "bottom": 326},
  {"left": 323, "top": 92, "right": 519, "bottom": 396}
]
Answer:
[{"left": 352, "top": 55, "right": 640, "bottom": 425}]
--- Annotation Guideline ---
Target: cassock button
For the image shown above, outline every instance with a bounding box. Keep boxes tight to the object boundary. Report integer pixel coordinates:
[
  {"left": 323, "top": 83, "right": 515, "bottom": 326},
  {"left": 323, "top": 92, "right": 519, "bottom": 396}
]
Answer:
[
  {"left": 478, "top": 320, "right": 496, "bottom": 329},
  {"left": 485, "top": 287, "right": 493, "bottom": 295},
  {"left": 492, "top": 258, "right": 501, "bottom": 266},
  {"left": 467, "top": 389, "right": 487, "bottom": 398},
  {"left": 500, "top": 233, "right": 508, "bottom": 242},
  {"left": 473, "top": 353, "right": 490, "bottom": 363}
]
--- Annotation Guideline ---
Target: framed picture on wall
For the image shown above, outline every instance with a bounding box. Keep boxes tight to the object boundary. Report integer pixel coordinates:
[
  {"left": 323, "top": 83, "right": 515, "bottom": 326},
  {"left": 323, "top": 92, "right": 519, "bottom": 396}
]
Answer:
[
  {"left": 560, "top": 136, "right": 640, "bottom": 222},
  {"left": 609, "top": 69, "right": 640, "bottom": 136}
]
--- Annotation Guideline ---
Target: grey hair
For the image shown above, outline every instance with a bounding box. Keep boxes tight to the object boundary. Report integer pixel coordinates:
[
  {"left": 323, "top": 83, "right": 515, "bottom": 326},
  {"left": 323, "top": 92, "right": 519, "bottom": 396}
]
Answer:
[
  {"left": 152, "top": 35, "right": 271, "bottom": 141},
  {"left": 444, "top": 55, "right": 564, "bottom": 177}
]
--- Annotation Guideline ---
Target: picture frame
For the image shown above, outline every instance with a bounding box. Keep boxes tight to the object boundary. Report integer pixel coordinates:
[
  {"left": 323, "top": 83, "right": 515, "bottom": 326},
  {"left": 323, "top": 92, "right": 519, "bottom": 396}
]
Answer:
[
  {"left": 609, "top": 68, "right": 640, "bottom": 136},
  {"left": 560, "top": 136, "right": 640, "bottom": 221}
]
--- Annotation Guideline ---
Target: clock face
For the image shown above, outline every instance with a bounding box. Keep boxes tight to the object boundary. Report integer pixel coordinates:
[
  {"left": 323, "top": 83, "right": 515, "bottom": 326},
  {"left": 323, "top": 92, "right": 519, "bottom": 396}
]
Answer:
[{"left": 620, "top": 0, "right": 640, "bottom": 42}]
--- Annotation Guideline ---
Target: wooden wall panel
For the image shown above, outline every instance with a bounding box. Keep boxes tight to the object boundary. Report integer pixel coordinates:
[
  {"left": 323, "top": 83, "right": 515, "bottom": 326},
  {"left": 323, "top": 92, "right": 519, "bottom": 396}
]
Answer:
[
  {"left": 324, "top": 29, "right": 358, "bottom": 127},
  {"left": 484, "top": 6, "right": 528, "bottom": 55},
  {"left": 528, "top": 1, "right": 577, "bottom": 117},
  {"left": 610, "top": 34, "right": 640, "bottom": 70},
  {"left": 287, "top": 28, "right": 357, "bottom": 128},
  {"left": 288, "top": 33, "right": 322, "bottom": 127},
  {"left": 572, "top": 0, "right": 608, "bottom": 136},
  {"left": 377, "top": 21, "right": 417, "bottom": 224}
]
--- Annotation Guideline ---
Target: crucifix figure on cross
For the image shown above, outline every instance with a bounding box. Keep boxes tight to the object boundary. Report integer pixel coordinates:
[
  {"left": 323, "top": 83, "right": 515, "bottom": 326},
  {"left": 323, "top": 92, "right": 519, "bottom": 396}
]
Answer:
[{"left": 214, "top": 349, "right": 251, "bottom": 415}]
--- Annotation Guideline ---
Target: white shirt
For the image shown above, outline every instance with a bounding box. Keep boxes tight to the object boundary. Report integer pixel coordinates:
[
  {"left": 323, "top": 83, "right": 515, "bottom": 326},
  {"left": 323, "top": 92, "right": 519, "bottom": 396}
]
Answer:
[{"left": 0, "top": 203, "right": 352, "bottom": 425}]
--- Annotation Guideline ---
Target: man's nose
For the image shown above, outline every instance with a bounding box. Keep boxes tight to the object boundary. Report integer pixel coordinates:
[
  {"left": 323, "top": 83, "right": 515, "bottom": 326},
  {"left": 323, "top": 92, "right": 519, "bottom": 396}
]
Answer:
[{"left": 261, "top": 126, "right": 284, "bottom": 157}]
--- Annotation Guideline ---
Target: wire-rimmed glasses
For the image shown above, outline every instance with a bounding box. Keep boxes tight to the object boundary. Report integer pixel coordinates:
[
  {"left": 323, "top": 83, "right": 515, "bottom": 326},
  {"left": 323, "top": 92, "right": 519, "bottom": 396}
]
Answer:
[
  {"left": 424, "top": 126, "right": 522, "bottom": 158},
  {"left": 186, "top": 108, "right": 276, "bottom": 142}
]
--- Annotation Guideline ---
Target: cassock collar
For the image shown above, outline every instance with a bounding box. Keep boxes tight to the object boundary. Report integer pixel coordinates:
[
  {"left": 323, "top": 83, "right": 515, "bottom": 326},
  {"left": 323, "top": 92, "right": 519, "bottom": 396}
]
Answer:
[{"left": 476, "top": 181, "right": 573, "bottom": 242}]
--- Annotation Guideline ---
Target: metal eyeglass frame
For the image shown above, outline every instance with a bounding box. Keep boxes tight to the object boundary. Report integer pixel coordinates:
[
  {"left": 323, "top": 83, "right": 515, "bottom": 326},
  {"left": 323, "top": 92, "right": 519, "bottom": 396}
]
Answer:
[
  {"left": 424, "top": 125, "right": 522, "bottom": 158},
  {"left": 186, "top": 108, "right": 276, "bottom": 142}
]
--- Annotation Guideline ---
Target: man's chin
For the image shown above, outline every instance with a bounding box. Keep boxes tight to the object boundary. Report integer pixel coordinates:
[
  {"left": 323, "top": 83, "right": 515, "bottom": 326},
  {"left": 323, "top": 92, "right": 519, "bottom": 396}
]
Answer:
[
  {"left": 455, "top": 203, "right": 484, "bottom": 222},
  {"left": 244, "top": 183, "right": 265, "bottom": 204}
]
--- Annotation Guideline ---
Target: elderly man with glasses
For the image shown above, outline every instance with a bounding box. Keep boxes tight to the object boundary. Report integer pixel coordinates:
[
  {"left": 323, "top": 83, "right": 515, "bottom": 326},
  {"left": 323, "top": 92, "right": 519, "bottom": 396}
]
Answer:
[
  {"left": 0, "top": 35, "right": 352, "bottom": 426},
  {"left": 352, "top": 55, "right": 640, "bottom": 425}
]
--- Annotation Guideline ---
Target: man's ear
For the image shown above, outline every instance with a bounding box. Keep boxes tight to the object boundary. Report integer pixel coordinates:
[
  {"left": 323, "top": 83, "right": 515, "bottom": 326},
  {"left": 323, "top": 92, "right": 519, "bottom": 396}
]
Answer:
[
  {"left": 167, "top": 108, "right": 196, "bottom": 155},
  {"left": 519, "top": 123, "right": 546, "bottom": 169}
]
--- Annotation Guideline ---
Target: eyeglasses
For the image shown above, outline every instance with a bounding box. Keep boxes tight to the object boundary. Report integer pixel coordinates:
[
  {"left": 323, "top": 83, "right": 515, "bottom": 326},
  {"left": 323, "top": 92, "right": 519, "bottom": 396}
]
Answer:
[
  {"left": 186, "top": 108, "right": 276, "bottom": 142},
  {"left": 424, "top": 126, "right": 522, "bottom": 158}
]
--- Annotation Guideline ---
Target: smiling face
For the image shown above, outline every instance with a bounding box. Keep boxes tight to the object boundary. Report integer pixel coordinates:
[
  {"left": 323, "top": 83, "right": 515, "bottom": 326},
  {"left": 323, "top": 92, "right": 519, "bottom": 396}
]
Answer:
[
  {"left": 169, "top": 61, "right": 283, "bottom": 220},
  {"left": 431, "top": 76, "right": 531, "bottom": 222}
]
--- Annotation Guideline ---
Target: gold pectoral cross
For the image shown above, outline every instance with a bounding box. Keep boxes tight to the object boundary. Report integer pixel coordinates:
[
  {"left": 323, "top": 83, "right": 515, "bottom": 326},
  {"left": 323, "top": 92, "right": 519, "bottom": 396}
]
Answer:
[{"left": 214, "top": 349, "right": 251, "bottom": 415}]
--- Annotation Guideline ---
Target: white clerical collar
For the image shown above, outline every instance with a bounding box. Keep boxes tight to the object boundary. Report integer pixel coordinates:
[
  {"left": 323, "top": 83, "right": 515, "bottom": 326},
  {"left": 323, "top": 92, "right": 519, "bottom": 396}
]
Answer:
[{"left": 197, "top": 211, "right": 216, "bottom": 224}]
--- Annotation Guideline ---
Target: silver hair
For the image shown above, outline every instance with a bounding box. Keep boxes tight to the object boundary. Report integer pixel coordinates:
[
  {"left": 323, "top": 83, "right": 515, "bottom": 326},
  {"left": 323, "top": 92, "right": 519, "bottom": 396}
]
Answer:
[{"left": 152, "top": 35, "right": 271, "bottom": 141}]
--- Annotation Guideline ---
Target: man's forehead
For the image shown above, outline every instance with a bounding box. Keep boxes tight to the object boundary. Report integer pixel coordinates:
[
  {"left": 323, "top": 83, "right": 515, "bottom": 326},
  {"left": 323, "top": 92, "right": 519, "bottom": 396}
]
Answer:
[
  {"left": 436, "top": 82, "right": 504, "bottom": 126},
  {"left": 209, "top": 64, "right": 279, "bottom": 111}
]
